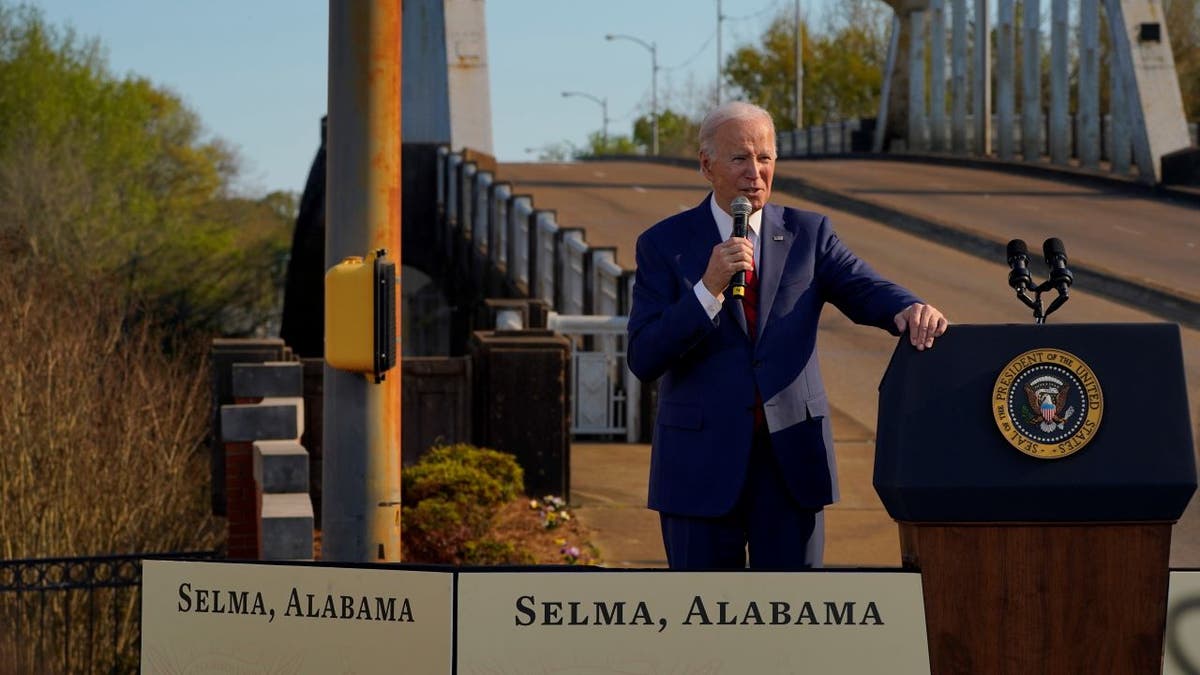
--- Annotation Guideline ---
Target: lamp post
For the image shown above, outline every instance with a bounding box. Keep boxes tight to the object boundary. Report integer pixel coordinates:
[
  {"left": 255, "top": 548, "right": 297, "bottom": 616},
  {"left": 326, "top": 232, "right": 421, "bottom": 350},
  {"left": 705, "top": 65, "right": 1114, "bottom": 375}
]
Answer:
[
  {"left": 605, "top": 33, "right": 658, "bottom": 156},
  {"left": 795, "top": 0, "right": 803, "bottom": 130},
  {"left": 562, "top": 90, "right": 609, "bottom": 152}
]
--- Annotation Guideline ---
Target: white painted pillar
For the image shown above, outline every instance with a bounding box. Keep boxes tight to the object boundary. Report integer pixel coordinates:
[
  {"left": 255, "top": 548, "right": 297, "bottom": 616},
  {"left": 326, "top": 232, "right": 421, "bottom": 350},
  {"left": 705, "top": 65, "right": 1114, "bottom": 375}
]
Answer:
[
  {"left": 908, "top": 10, "right": 928, "bottom": 152},
  {"left": 951, "top": 0, "right": 968, "bottom": 153},
  {"left": 1049, "top": 0, "right": 1069, "bottom": 164},
  {"left": 1021, "top": 0, "right": 1041, "bottom": 161},
  {"left": 1104, "top": 0, "right": 1192, "bottom": 183},
  {"left": 1110, "top": 53, "right": 1132, "bottom": 174},
  {"left": 874, "top": 14, "right": 902, "bottom": 153},
  {"left": 973, "top": 0, "right": 991, "bottom": 155},
  {"left": 1079, "top": 0, "right": 1101, "bottom": 168},
  {"left": 996, "top": 0, "right": 1015, "bottom": 160},
  {"left": 930, "top": 0, "right": 947, "bottom": 152}
]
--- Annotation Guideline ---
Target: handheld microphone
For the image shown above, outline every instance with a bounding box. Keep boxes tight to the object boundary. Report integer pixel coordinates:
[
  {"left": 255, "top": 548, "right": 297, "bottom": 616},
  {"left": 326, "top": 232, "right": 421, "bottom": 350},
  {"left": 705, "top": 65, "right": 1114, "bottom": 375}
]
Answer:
[
  {"left": 730, "top": 196, "right": 752, "bottom": 300},
  {"left": 1043, "top": 237, "right": 1073, "bottom": 293},
  {"left": 1006, "top": 239, "right": 1032, "bottom": 292}
]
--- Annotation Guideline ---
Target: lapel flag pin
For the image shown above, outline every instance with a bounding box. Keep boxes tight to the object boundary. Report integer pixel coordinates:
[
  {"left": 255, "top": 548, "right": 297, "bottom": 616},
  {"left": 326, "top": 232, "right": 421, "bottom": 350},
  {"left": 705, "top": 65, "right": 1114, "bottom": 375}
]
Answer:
[{"left": 773, "top": 234, "right": 784, "bottom": 241}]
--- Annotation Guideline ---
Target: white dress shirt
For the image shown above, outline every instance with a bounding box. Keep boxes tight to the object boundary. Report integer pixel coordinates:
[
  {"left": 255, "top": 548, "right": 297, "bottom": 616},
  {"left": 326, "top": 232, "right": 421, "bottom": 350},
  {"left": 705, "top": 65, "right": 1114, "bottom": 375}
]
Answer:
[{"left": 693, "top": 194, "right": 764, "bottom": 320}]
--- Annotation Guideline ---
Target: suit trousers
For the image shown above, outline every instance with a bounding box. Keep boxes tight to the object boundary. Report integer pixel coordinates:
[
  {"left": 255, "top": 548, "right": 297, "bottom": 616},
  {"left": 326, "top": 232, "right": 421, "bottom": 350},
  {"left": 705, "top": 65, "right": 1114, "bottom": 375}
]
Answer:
[{"left": 659, "top": 424, "right": 825, "bottom": 570}]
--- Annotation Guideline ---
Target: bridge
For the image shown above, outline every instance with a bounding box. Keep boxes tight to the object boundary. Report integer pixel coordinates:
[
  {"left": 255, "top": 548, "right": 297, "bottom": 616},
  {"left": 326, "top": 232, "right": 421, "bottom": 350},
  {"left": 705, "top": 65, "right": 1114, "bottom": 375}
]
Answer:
[
  {"left": 468, "top": 153, "right": 1200, "bottom": 566},
  {"left": 6, "top": 2, "right": 1198, "bottom": 671},
  {"left": 400, "top": 147, "right": 1200, "bottom": 570},
  {"left": 378, "top": 0, "right": 1200, "bottom": 569}
]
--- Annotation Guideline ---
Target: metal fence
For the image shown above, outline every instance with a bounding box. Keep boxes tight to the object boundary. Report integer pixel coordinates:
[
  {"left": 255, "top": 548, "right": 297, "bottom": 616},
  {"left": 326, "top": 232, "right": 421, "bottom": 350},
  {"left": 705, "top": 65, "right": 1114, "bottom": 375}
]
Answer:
[
  {"left": 0, "top": 551, "right": 218, "bottom": 673},
  {"left": 435, "top": 147, "right": 639, "bottom": 441}
]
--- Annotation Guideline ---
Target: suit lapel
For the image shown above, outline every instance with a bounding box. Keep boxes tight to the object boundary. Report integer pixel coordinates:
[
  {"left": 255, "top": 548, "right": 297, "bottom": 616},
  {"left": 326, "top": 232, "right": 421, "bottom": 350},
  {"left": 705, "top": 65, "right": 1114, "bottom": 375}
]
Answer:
[{"left": 756, "top": 204, "right": 792, "bottom": 341}]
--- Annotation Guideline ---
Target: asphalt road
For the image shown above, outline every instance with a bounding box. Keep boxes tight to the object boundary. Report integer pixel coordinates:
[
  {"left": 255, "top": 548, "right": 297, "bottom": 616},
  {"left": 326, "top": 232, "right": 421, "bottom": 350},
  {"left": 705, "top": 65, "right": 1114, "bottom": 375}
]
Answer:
[
  {"left": 498, "top": 159, "right": 1200, "bottom": 566},
  {"left": 777, "top": 158, "right": 1200, "bottom": 304}
]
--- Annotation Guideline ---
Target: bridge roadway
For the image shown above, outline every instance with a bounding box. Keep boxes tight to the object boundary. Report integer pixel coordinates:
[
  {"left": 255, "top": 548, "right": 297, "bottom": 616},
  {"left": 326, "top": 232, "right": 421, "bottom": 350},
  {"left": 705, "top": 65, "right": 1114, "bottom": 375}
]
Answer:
[{"left": 497, "top": 158, "right": 1200, "bottom": 568}]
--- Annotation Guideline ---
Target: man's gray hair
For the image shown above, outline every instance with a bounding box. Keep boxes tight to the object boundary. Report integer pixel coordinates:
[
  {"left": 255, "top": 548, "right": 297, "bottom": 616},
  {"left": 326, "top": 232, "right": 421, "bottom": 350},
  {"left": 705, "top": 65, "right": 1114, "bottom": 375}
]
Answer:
[{"left": 698, "top": 101, "right": 776, "bottom": 156}]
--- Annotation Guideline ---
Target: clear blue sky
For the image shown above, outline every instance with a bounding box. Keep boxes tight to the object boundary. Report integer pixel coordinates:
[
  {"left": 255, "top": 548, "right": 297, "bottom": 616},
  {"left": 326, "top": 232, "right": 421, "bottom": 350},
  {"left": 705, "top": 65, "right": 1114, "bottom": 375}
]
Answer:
[{"left": 31, "top": 0, "right": 837, "bottom": 196}]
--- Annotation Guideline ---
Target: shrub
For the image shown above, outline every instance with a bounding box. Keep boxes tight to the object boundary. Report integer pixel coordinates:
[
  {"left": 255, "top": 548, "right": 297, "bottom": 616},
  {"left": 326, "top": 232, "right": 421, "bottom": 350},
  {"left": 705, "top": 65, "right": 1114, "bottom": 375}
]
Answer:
[
  {"left": 422, "top": 443, "right": 524, "bottom": 499},
  {"left": 402, "top": 461, "right": 506, "bottom": 509},
  {"left": 462, "top": 539, "right": 535, "bottom": 566},
  {"left": 402, "top": 498, "right": 488, "bottom": 563},
  {"left": 0, "top": 261, "right": 221, "bottom": 672},
  {"left": 400, "top": 444, "right": 524, "bottom": 564}
]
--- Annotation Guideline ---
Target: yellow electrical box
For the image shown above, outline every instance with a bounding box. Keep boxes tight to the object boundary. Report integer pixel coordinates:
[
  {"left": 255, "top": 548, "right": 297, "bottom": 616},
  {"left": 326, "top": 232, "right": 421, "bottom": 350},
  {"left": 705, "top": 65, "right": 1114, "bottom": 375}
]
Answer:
[{"left": 324, "top": 249, "right": 397, "bottom": 382}]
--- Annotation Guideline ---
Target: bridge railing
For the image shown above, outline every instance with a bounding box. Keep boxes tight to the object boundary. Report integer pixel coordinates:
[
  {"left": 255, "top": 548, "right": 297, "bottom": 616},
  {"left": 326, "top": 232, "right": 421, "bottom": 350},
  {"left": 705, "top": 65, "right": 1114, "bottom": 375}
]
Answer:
[
  {"left": 779, "top": 117, "right": 1198, "bottom": 162},
  {"left": 435, "top": 148, "right": 639, "bottom": 441}
]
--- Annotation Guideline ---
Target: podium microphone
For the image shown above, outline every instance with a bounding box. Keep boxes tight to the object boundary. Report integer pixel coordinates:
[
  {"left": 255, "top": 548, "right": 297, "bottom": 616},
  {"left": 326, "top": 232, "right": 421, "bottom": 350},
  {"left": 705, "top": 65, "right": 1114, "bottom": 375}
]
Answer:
[
  {"left": 1043, "top": 237, "right": 1073, "bottom": 294},
  {"left": 1006, "top": 237, "right": 1043, "bottom": 320},
  {"left": 1038, "top": 237, "right": 1073, "bottom": 321},
  {"left": 1006, "top": 239, "right": 1032, "bottom": 292},
  {"left": 730, "top": 195, "right": 752, "bottom": 300}
]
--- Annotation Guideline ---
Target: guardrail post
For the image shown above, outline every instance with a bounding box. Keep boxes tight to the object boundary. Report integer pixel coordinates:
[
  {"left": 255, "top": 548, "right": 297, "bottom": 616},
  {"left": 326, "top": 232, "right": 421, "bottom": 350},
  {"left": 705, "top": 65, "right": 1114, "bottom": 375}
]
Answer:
[
  {"left": 507, "top": 195, "right": 532, "bottom": 292},
  {"left": 555, "top": 228, "right": 587, "bottom": 315},
  {"left": 531, "top": 210, "right": 559, "bottom": 306},
  {"left": 488, "top": 182, "right": 512, "bottom": 295}
]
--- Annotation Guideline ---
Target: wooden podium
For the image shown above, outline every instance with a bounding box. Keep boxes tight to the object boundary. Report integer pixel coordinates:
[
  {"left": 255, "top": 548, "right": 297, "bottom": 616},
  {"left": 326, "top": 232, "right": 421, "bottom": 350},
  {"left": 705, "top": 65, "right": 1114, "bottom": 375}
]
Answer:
[{"left": 875, "top": 324, "right": 1196, "bottom": 674}]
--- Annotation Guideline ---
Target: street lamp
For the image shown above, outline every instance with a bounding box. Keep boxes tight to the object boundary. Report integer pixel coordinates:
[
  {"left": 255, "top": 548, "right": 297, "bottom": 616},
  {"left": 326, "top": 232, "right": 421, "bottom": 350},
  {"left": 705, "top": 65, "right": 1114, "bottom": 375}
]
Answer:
[
  {"left": 561, "top": 91, "right": 609, "bottom": 152},
  {"left": 605, "top": 33, "right": 658, "bottom": 156}
]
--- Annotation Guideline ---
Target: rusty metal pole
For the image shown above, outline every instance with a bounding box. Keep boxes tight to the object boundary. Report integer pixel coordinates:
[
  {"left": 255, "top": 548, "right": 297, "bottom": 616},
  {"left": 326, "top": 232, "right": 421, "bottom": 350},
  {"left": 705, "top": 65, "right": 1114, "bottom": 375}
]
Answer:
[{"left": 323, "top": 0, "right": 403, "bottom": 562}]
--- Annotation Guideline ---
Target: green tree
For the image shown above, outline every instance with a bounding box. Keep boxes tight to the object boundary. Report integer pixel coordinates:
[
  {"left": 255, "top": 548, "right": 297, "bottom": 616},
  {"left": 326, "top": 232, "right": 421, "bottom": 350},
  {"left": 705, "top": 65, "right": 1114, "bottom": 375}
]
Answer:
[
  {"left": 633, "top": 108, "right": 701, "bottom": 156},
  {"left": 1164, "top": 0, "right": 1200, "bottom": 118},
  {"left": 0, "top": 3, "right": 291, "bottom": 336},
  {"left": 579, "top": 130, "right": 641, "bottom": 157},
  {"left": 722, "top": 0, "right": 890, "bottom": 129}
]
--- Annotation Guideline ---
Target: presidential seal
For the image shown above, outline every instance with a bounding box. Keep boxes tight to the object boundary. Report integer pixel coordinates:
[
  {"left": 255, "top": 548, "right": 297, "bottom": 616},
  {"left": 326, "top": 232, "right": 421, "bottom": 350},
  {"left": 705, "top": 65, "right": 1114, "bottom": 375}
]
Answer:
[{"left": 992, "top": 348, "right": 1103, "bottom": 459}]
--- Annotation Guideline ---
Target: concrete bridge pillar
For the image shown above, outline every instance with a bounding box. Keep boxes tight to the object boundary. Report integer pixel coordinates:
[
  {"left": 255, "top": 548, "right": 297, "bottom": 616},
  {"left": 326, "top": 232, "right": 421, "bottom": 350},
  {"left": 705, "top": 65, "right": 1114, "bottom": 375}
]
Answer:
[{"left": 879, "top": 0, "right": 1192, "bottom": 184}]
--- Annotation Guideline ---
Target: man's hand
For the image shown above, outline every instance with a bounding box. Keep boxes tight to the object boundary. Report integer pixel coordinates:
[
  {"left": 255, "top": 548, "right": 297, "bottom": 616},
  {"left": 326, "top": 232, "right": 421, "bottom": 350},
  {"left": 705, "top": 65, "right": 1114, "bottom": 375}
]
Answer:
[
  {"left": 893, "top": 303, "right": 949, "bottom": 351},
  {"left": 701, "top": 237, "right": 754, "bottom": 297}
]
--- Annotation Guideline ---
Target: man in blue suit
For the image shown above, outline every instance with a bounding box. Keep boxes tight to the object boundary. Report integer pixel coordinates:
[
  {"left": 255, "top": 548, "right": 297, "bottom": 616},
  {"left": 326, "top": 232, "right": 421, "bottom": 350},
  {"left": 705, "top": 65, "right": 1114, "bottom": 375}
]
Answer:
[{"left": 627, "top": 102, "right": 948, "bottom": 570}]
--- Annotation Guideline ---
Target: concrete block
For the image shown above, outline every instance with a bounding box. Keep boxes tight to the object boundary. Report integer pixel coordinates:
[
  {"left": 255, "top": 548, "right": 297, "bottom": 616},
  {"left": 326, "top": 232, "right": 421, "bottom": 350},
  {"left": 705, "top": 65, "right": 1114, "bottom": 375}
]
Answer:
[
  {"left": 253, "top": 440, "right": 310, "bottom": 494},
  {"left": 261, "top": 493, "right": 314, "bottom": 561},
  {"left": 232, "top": 361, "right": 304, "bottom": 399},
  {"left": 220, "top": 398, "right": 304, "bottom": 442}
]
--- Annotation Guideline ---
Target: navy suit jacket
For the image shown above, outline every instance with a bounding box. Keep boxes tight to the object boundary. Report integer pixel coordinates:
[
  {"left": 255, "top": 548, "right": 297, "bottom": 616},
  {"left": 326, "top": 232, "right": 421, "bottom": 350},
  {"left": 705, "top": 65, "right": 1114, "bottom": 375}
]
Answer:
[{"left": 627, "top": 197, "right": 920, "bottom": 517}]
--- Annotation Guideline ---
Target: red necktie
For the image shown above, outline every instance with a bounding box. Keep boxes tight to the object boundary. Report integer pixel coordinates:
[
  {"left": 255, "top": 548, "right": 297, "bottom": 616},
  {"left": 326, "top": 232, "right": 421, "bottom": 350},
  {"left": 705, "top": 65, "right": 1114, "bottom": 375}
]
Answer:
[
  {"left": 743, "top": 240, "right": 766, "bottom": 431},
  {"left": 742, "top": 250, "right": 759, "bottom": 341}
]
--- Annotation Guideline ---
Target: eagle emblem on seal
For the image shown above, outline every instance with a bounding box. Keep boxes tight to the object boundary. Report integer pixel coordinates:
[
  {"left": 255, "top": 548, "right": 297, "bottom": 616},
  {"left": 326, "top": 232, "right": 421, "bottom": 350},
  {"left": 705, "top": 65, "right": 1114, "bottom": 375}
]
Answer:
[
  {"left": 993, "top": 348, "right": 1103, "bottom": 459},
  {"left": 1023, "top": 376, "right": 1074, "bottom": 431}
]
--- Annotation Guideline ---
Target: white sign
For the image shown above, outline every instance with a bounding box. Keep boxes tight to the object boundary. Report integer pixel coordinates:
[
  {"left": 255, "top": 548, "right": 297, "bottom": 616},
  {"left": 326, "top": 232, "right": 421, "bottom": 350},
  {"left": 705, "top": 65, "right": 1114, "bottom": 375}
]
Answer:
[
  {"left": 141, "top": 560, "right": 453, "bottom": 674},
  {"left": 1165, "top": 570, "right": 1200, "bottom": 675},
  {"left": 457, "top": 571, "right": 931, "bottom": 674}
]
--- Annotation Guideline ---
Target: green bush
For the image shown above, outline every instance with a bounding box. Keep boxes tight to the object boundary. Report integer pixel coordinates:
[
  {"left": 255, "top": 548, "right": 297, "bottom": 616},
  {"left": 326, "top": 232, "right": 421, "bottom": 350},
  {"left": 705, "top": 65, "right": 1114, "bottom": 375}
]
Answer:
[
  {"left": 462, "top": 539, "right": 535, "bottom": 566},
  {"left": 400, "top": 444, "right": 525, "bottom": 564},
  {"left": 402, "top": 498, "right": 488, "bottom": 563},
  {"left": 423, "top": 444, "right": 524, "bottom": 499},
  {"left": 402, "top": 461, "right": 506, "bottom": 508}
]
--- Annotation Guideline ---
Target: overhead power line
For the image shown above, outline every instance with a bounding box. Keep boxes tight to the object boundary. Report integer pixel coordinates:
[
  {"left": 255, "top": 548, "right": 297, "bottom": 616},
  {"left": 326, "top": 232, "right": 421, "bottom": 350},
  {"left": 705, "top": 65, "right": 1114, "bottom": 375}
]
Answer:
[
  {"left": 724, "top": 0, "right": 783, "bottom": 22},
  {"left": 662, "top": 30, "right": 717, "bottom": 71}
]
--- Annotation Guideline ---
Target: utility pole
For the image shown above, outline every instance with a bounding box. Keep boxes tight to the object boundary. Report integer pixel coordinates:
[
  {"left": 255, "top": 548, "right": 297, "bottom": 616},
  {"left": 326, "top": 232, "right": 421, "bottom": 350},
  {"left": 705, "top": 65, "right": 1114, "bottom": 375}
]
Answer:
[
  {"left": 794, "top": 0, "right": 803, "bottom": 129},
  {"left": 562, "top": 90, "right": 609, "bottom": 151},
  {"left": 716, "top": 0, "right": 723, "bottom": 106},
  {"left": 606, "top": 33, "right": 659, "bottom": 155},
  {"left": 324, "top": 0, "right": 403, "bottom": 563}
]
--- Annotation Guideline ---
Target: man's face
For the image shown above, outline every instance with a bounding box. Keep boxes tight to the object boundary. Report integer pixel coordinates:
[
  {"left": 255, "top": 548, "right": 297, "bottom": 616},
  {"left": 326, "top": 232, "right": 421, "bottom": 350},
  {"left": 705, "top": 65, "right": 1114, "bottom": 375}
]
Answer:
[{"left": 699, "top": 116, "right": 776, "bottom": 215}]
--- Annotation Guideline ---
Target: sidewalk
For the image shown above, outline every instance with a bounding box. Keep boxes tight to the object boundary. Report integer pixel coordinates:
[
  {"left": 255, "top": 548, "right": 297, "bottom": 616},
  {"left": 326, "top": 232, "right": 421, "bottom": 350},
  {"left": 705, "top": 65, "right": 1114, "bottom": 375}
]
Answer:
[{"left": 571, "top": 406, "right": 901, "bottom": 569}]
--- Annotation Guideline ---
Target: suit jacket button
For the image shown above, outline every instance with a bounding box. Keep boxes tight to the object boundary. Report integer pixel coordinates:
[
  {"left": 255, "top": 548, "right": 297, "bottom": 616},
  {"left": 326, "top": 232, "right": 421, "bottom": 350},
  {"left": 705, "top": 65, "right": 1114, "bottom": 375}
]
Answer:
[{"left": 752, "top": 360, "right": 762, "bottom": 368}]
